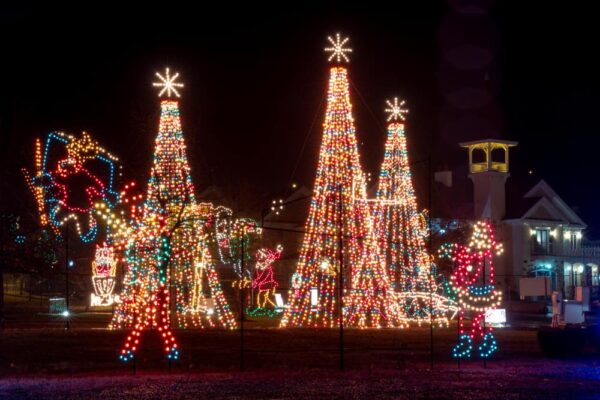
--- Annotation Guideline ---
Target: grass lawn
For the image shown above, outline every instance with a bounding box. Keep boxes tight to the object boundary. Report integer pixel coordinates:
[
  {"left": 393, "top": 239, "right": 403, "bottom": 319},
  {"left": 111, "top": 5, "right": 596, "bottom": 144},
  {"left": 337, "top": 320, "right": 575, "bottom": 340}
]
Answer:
[{"left": 1, "top": 326, "right": 599, "bottom": 399}]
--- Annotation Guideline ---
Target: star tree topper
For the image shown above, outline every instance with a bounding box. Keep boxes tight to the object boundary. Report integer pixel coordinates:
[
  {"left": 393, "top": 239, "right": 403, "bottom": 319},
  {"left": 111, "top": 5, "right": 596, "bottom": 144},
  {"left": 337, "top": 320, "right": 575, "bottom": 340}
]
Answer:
[
  {"left": 324, "top": 33, "right": 352, "bottom": 63},
  {"left": 153, "top": 67, "right": 184, "bottom": 98},
  {"left": 385, "top": 97, "right": 408, "bottom": 122}
]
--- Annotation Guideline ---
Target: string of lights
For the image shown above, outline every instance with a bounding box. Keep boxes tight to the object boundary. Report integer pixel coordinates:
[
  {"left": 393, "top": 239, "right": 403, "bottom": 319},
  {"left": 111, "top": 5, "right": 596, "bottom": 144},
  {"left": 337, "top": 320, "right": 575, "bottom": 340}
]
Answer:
[
  {"left": 451, "top": 221, "right": 503, "bottom": 359},
  {"left": 282, "top": 35, "right": 406, "bottom": 329}
]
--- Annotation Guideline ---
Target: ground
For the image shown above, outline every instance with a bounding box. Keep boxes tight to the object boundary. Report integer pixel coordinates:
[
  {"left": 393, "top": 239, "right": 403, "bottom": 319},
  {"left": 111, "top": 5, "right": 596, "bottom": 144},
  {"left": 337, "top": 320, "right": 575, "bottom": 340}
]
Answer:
[
  {"left": 1, "top": 297, "right": 599, "bottom": 398},
  {"left": 1, "top": 325, "right": 599, "bottom": 399}
]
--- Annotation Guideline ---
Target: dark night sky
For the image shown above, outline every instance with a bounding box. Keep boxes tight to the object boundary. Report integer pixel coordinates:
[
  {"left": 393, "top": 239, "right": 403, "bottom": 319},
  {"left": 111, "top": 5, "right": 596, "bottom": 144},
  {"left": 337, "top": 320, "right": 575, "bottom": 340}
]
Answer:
[{"left": 1, "top": 2, "right": 599, "bottom": 236}]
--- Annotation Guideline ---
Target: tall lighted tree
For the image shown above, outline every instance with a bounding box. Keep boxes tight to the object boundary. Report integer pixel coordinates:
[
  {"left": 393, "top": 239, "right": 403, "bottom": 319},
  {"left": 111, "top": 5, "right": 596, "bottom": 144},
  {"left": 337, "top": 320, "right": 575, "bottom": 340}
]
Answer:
[
  {"left": 281, "top": 34, "right": 405, "bottom": 328},
  {"left": 113, "top": 69, "right": 235, "bottom": 362},
  {"left": 373, "top": 98, "right": 443, "bottom": 324}
]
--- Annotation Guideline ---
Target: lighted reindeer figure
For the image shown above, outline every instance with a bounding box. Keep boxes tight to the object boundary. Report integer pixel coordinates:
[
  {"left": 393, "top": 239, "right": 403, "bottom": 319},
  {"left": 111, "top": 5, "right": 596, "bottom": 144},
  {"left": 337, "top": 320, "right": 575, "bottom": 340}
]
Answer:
[
  {"left": 451, "top": 221, "right": 503, "bottom": 359},
  {"left": 252, "top": 245, "right": 283, "bottom": 309}
]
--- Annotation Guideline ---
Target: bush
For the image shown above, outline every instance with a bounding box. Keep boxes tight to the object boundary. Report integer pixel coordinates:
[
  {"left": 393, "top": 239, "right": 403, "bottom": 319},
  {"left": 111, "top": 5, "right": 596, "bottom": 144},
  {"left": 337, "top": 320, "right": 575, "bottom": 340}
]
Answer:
[
  {"left": 587, "top": 325, "right": 600, "bottom": 352},
  {"left": 537, "top": 327, "right": 587, "bottom": 357}
]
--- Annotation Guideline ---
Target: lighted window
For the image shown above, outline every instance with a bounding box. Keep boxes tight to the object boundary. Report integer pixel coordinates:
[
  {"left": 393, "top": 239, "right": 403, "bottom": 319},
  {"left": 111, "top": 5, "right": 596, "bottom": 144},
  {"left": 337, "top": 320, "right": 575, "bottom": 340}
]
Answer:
[{"left": 535, "top": 229, "right": 550, "bottom": 253}]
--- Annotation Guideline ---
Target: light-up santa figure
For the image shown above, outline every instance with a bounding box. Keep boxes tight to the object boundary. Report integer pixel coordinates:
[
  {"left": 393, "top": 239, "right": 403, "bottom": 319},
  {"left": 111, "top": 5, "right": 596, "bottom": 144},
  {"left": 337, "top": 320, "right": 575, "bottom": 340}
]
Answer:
[{"left": 451, "top": 221, "right": 503, "bottom": 359}]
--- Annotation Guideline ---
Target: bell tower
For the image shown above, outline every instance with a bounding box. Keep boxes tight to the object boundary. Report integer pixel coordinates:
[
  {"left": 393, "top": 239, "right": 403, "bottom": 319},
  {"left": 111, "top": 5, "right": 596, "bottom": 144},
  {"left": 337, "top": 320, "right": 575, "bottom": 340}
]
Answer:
[{"left": 460, "top": 139, "right": 518, "bottom": 222}]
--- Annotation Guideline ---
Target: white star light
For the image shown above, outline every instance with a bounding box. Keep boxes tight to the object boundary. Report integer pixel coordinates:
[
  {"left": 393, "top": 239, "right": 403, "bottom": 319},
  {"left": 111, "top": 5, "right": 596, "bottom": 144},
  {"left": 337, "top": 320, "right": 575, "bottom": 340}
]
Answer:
[
  {"left": 384, "top": 97, "right": 408, "bottom": 122},
  {"left": 324, "top": 33, "right": 353, "bottom": 63},
  {"left": 152, "top": 67, "right": 184, "bottom": 98}
]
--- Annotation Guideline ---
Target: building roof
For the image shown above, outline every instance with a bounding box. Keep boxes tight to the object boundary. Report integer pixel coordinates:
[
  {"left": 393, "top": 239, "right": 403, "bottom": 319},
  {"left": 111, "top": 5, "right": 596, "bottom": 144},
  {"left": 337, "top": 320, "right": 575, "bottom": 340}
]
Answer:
[
  {"left": 459, "top": 139, "right": 518, "bottom": 148},
  {"left": 504, "top": 179, "right": 586, "bottom": 227}
]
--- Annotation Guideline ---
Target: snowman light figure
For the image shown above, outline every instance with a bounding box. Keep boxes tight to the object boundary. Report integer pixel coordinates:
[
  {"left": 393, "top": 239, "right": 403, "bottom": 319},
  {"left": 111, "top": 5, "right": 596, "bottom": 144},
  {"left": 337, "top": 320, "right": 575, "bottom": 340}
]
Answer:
[{"left": 451, "top": 221, "right": 503, "bottom": 359}]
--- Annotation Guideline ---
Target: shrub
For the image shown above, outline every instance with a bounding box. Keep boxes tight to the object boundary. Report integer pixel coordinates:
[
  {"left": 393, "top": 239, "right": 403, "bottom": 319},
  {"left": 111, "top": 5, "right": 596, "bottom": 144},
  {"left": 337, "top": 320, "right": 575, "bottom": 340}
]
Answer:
[{"left": 537, "top": 327, "right": 587, "bottom": 357}]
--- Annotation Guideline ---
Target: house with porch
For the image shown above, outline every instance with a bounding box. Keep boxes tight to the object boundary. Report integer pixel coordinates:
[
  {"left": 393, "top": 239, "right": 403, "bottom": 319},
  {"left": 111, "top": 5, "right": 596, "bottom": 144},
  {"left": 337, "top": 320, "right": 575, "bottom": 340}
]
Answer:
[{"left": 460, "top": 139, "right": 600, "bottom": 300}]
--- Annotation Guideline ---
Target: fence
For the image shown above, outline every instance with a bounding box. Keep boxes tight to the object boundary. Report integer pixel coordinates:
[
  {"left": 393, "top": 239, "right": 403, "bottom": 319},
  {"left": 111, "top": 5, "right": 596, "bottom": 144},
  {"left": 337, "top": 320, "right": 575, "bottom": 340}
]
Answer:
[{"left": 2, "top": 221, "right": 599, "bottom": 374}]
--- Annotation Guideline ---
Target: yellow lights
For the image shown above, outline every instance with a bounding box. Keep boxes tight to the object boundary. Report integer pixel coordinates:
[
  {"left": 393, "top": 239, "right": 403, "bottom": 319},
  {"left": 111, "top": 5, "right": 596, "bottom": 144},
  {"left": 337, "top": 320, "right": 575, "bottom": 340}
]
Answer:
[
  {"left": 282, "top": 63, "right": 406, "bottom": 329},
  {"left": 384, "top": 97, "right": 408, "bottom": 122},
  {"left": 324, "top": 33, "right": 352, "bottom": 63},
  {"left": 271, "top": 199, "right": 284, "bottom": 215},
  {"left": 153, "top": 67, "right": 184, "bottom": 98},
  {"left": 112, "top": 90, "right": 236, "bottom": 349},
  {"left": 65, "top": 131, "right": 119, "bottom": 165},
  {"left": 372, "top": 109, "right": 453, "bottom": 326},
  {"left": 576, "top": 231, "right": 583, "bottom": 240},
  {"left": 320, "top": 258, "right": 331, "bottom": 271},
  {"left": 456, "top": 287, "right": 502, "bottom": 313},
  {"left": 395, "top": 292, "right": 458, "bottom": 327},
  {"left": 468, "top": 221, "right": 504, "bottom": 256}
]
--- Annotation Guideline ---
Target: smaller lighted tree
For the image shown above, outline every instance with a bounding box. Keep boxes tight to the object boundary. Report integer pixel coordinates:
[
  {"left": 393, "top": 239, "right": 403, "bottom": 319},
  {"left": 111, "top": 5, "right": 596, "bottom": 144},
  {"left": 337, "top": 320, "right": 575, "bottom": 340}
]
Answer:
[{"left": 451, "top": 221, "right": 503, "bottom": 359}]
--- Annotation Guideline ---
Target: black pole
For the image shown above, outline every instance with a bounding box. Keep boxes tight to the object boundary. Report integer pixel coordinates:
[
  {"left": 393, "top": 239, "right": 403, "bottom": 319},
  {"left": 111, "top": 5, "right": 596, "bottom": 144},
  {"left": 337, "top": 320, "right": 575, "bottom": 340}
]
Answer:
[
  {"left": 457, "top": 310, "right": 461, "bottom": 370},
  {"left": 338, "top": 189, "right": 344, "bottom": 371},
  {"left": 65, "top": 223, "right": 70, "bottom": 331},
  {"left": 428, "top": 155, "right": 434, "bottom": 369},
  {"left": 168, "top": 242, "right": 172, "bottom": 374},
  {"left": 571, "top": 264, "right": 575, "bottom": 300},
  {"left": 240, "top": 227, "right": 245, "bottom": 372},
  {"left": 0, "top": 218, "right": 5, "bottom": 331},
  {"left": 482, "top": 244, "right": 487, "bottom": 368}
]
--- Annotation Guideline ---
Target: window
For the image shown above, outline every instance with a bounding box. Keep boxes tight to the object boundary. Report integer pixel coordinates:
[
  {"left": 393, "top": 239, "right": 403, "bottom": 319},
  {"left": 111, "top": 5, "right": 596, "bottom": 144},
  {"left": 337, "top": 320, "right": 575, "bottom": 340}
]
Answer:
[
  {"left": 472, "top": 148, "right": 487, "bottom": 164},
  {"left": 535, "top": 229, "right": 550, "bottom": 253}
]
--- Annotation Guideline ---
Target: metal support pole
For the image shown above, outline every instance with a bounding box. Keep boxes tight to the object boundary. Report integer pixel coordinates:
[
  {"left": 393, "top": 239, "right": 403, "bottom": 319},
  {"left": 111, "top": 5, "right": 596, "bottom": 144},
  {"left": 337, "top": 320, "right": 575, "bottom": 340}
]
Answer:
[
  {"left": 65, "top": 223, "right": 70, "bottom": 331},
  {"left": 0, "top": 218, "right": 5, "bottom": 331},
  {"left": 240, "top": 227, "right": 245, "bottom": 372},
  {"left": 428, "top": 155, "right": 434, "bottom": 369},
  {"left": 482, "top": 252, "right": 487, "bottom": 368},
  {"left": 338, "top": 195, "right": 344, "bottom": 372},
  {"left": 457, "top": 311, "right": 461, "bottom": 371}
]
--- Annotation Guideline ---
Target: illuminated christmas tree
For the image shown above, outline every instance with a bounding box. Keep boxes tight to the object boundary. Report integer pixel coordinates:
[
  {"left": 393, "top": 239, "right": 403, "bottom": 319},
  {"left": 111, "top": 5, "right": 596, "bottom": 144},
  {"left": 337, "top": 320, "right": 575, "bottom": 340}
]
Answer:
[
  {"left": 374, "top": 98, "right": 444, "bottom": 324},
  {"left": 113, "top": 69, "right": 235, "bottom": 362},
  {"left": 282, "top": 34, "right": 405, "bottom": 328}
]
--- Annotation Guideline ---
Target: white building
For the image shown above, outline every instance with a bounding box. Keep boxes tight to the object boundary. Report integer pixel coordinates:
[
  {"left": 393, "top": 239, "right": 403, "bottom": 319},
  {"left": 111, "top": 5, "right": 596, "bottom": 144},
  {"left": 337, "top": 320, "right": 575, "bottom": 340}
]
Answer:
[{"left": 461, "top": 139, "right": 600, "bottom": 300}]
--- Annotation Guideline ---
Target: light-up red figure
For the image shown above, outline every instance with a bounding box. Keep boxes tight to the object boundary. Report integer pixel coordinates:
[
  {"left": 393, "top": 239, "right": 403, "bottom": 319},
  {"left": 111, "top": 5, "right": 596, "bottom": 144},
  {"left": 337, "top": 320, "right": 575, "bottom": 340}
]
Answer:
[
  {"left": 252, "top": 245, "right": 283, "bottom": 308},
  {"left": 53, "top": 160, "right": 106, "bottom": 213},
  {"left": 451, "top": 221, "right": 503, "bottom": 359},
  {"left": 119, "top": 216, "right": 179, "bottom": 363}
]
